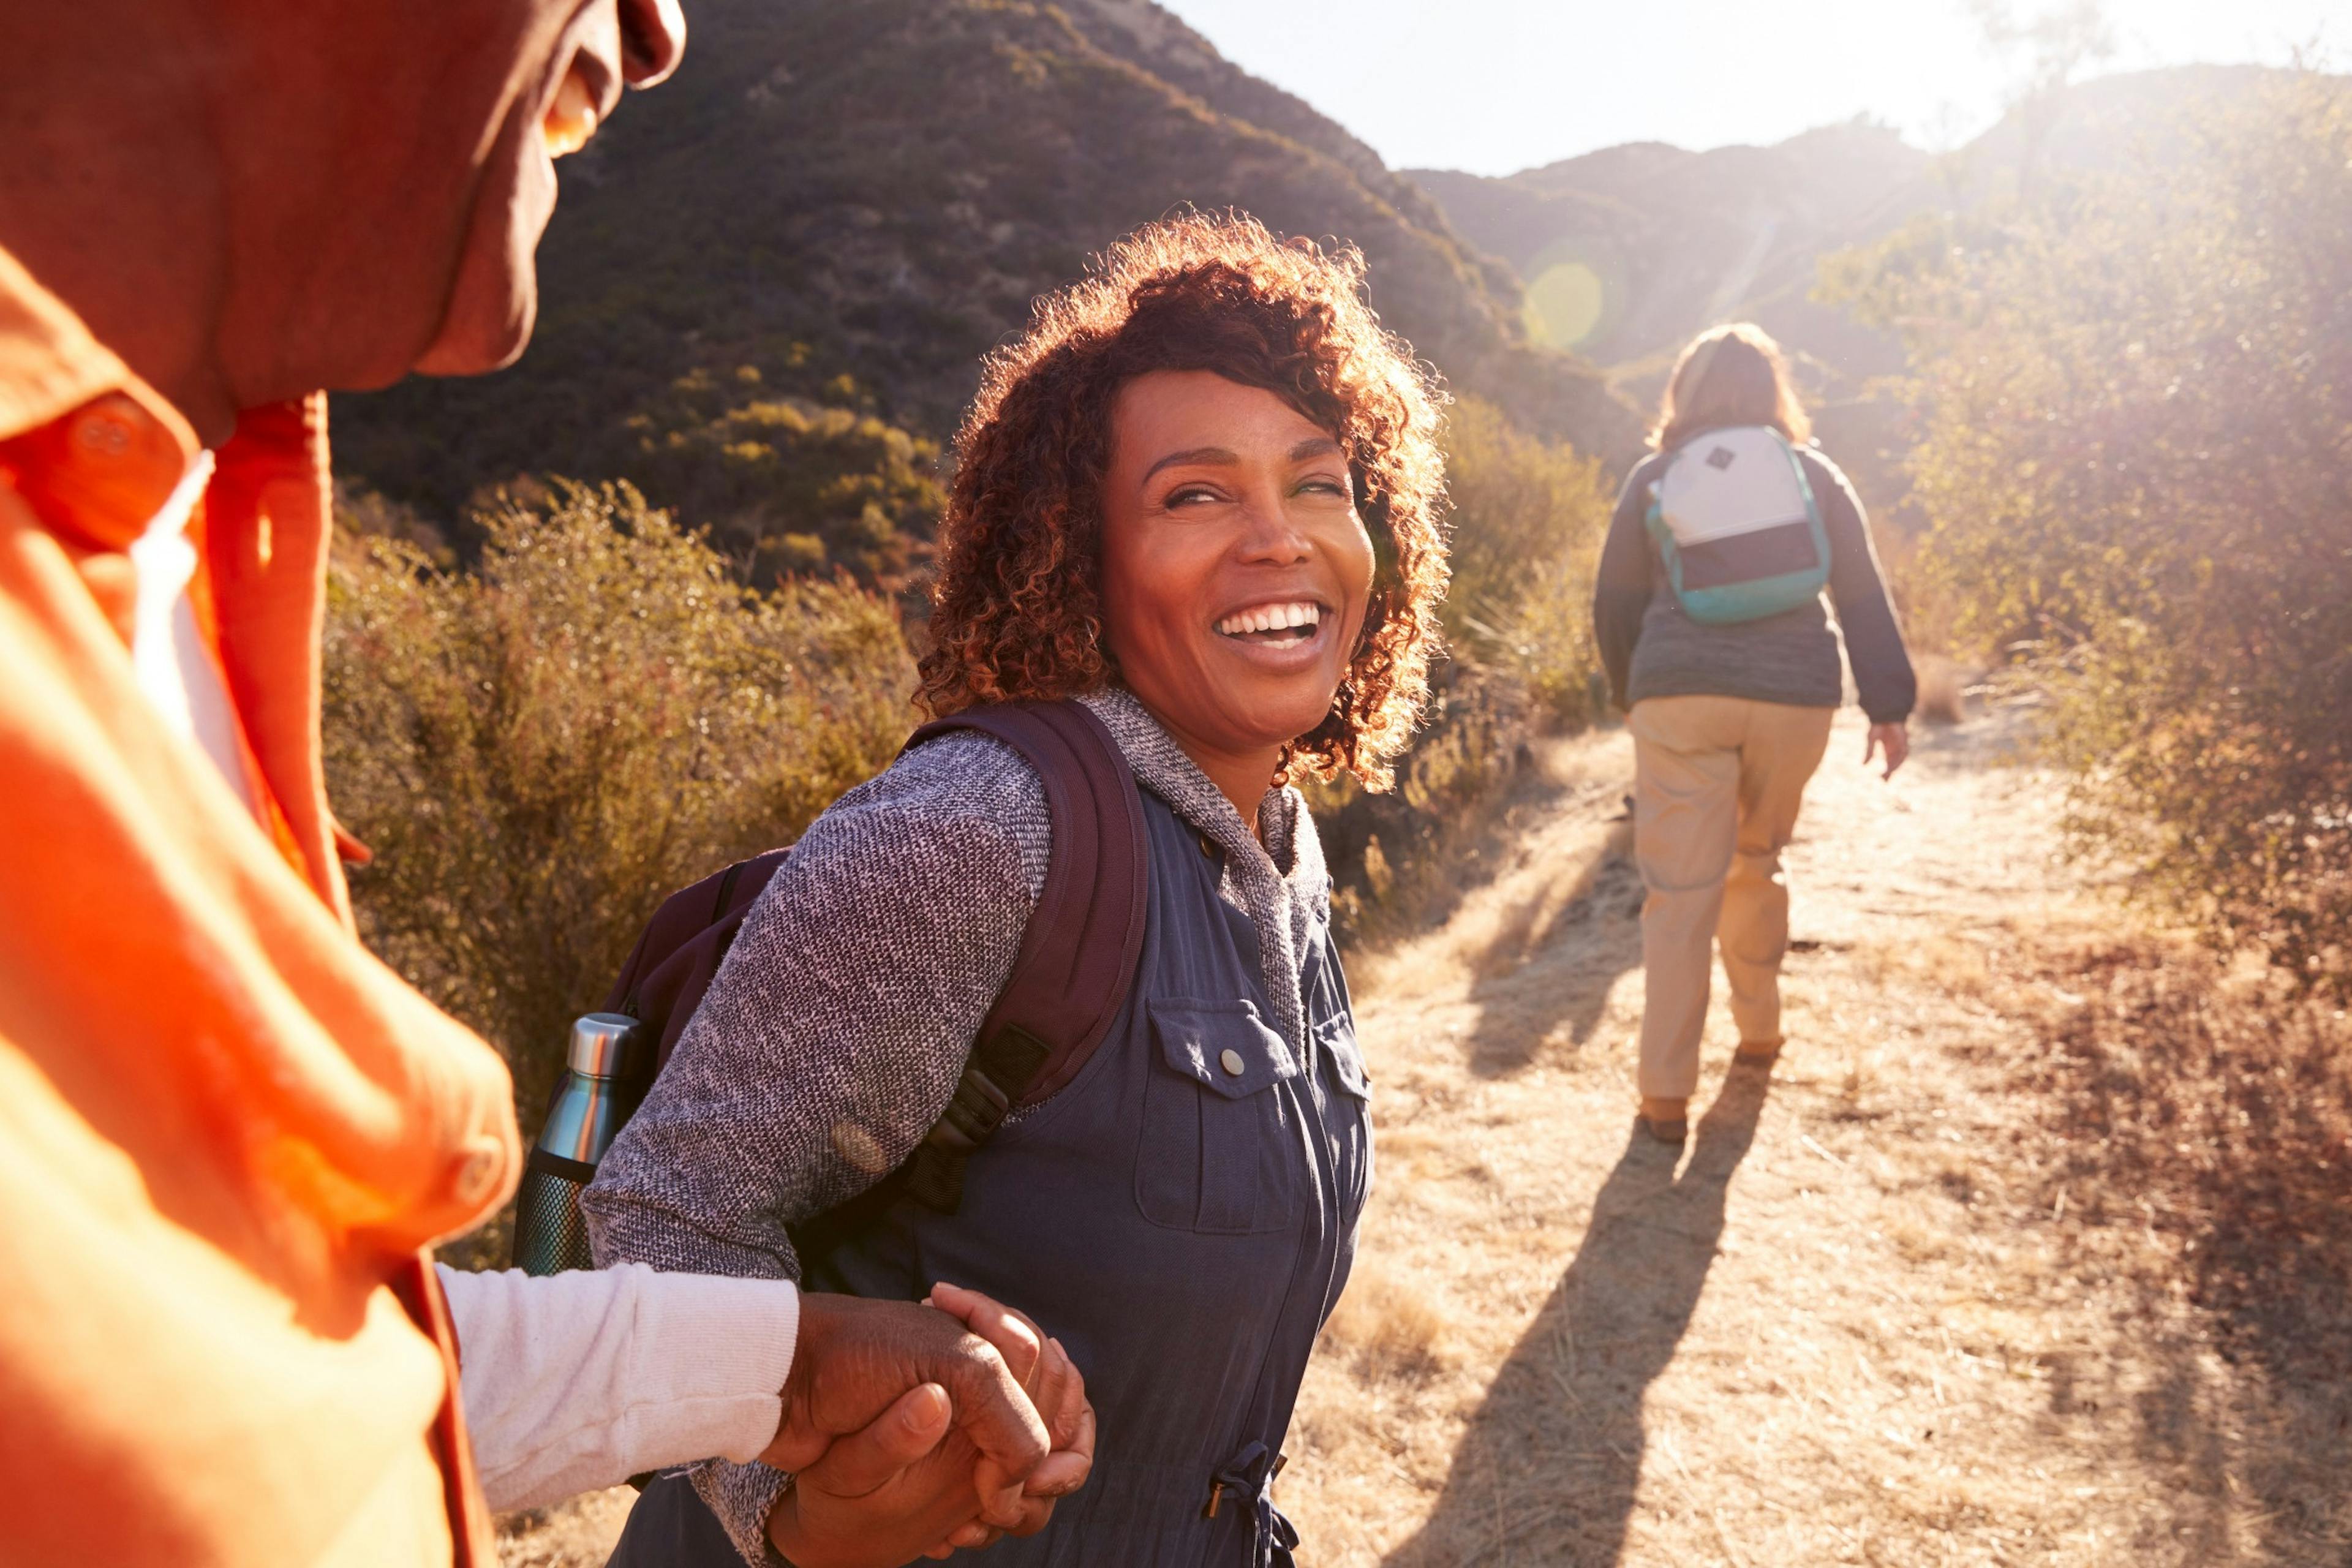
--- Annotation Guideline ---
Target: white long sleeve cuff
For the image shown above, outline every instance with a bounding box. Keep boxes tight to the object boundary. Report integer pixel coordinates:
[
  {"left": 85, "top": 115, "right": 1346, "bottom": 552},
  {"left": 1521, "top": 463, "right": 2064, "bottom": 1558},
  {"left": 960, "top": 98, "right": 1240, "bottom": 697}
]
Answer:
[{"left": 437, "top": 1262, "right": 800, "bottom": 1513}]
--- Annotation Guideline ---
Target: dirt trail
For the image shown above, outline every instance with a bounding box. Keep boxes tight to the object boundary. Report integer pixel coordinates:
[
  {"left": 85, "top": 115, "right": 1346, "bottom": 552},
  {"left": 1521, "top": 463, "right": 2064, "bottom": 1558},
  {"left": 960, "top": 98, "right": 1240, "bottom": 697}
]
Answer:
[
  {"left": 1283, "top": 704, "right": 2348, "bottom": 1566},
  {"left": 500, "top": 703, "right": 2349, "bottom": 1567}
]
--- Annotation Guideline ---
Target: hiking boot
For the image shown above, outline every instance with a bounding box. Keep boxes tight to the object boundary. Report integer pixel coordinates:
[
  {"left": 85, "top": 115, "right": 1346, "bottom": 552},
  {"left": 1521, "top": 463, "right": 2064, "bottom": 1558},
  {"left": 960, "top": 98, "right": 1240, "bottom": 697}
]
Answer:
[
  {"left": 1637, "top": 1095, "right": 1689, "bottom": 1144},
  {"left": 1734, "top": 1036, "right": 1784, "bottom": 1066}
]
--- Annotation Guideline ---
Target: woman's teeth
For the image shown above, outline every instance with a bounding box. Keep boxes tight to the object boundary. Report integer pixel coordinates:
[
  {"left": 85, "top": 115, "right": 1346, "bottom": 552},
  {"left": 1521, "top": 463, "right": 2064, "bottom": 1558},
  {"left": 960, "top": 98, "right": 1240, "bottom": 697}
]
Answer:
[
  {"left": 541, "top": 67, "right": 600, "bottom": 158},
  {"left": 1215, "top": 602, "right": 1322, "bottom": 641}
]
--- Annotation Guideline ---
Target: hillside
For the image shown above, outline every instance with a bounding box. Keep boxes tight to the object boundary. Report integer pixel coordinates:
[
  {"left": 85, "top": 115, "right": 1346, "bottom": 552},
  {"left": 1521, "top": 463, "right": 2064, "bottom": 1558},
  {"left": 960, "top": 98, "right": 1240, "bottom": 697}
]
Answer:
[
  {"left": 1414, "top": 65, "right": 2294, "bottom": 383},
  {"left": 1409, "top": 65, "right": 2297, "bottom": 511},
  {"left": 1412, "top": 119, "right": 1929, "bottom": 385},
  {"left": 332, "top": 0, "right": 1642, "bottom": 535}
]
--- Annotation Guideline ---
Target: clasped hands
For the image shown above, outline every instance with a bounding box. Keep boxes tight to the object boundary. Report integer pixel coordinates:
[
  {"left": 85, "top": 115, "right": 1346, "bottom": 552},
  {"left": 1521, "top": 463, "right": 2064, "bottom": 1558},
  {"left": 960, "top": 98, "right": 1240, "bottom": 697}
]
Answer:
[{"left": 760, "top": 1282, "right": 1096, "bottom": 1567}]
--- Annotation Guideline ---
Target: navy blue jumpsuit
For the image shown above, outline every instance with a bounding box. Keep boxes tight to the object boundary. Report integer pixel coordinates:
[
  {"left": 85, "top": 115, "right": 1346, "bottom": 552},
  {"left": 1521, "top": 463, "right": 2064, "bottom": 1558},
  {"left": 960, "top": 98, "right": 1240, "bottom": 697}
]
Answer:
[{"left": 614, "top": 785, "right": 1373, "bottom": 1566}]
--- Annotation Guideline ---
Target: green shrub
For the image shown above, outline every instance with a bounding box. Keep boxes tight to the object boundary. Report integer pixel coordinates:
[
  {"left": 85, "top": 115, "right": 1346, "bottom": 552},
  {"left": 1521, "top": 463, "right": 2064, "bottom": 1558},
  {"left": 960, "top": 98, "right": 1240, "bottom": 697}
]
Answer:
[
  {"left": 1315, "top": 400, "right": 1616, "bottom": 935},
  {"left": 323, "top": 480, "right": 918, "bottom": 1117},
  {"left": 1440, "top": 394, "right": 1615, "bottom": 731},
  {"left": 623, "top": 368, "right": 946, "bottom": 589},
  {"left": 1827, "top": 72, "right": 2352, "bottom": 994}
]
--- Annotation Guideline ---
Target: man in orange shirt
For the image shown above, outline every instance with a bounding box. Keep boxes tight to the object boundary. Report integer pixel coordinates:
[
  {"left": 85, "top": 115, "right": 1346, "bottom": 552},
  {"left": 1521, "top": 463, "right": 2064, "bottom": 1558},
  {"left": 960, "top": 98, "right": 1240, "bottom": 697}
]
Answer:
[{"left": 0, "top": 2, "right": 1088, "bottom": 1564}]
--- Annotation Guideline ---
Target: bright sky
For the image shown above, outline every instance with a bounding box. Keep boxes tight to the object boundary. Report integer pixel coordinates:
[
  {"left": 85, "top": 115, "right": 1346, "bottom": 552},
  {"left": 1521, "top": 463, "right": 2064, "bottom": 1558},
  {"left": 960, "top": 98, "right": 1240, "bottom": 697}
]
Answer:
[{"left": 1153, "top": 0, "right": 2341, "bottom": 174}]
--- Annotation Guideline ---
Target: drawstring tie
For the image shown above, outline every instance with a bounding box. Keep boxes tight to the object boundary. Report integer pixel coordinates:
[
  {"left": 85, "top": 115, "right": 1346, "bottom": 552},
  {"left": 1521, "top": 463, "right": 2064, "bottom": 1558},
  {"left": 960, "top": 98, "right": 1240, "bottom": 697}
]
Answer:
[{"left": 1204, "top": 1442, "right": 1298, "bottom": 1567}]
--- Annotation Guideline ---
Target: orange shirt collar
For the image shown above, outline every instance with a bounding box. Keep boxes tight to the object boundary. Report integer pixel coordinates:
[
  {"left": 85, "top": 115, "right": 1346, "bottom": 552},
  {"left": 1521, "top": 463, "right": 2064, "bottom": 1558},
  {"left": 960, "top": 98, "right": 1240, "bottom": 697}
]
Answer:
[
  {"left": 0, "top": 241, "right": 352, "bottom": 911},
  {"left": 0, "top": 244, "right": 199, "bottom": 541}
]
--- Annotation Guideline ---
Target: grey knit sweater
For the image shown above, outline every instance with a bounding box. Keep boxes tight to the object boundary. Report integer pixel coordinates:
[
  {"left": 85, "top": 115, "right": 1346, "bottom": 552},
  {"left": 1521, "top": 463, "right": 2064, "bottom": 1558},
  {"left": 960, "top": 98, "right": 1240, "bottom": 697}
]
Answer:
[{"left": 580, "top": 686, "right": 1333, "bottom": 1565}]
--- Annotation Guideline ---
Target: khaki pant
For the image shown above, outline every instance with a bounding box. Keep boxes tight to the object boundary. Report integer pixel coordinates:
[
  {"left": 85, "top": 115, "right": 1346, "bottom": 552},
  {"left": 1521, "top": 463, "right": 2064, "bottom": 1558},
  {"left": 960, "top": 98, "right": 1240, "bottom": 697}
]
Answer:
[{"left": 1629, "top": 695, "right": 1836, "bottom": 1099}]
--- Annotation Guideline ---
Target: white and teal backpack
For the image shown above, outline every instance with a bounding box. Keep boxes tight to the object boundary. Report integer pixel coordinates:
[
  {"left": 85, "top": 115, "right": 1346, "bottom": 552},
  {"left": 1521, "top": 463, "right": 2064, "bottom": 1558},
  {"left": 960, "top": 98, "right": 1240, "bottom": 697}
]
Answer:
[{"left": 1642, "top": 426, "right": 1831, "bottom": 625}]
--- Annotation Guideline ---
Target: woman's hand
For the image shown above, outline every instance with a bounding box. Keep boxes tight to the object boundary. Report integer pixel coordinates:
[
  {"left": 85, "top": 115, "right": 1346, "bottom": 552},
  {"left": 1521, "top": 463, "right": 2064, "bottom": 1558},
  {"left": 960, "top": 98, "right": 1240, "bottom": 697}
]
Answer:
[
  {"left": 1864, "top": 720, "right": 1910, "bottom": 780},
  {"left": 762, "top": 1286, "right": 1095, "bottom": 1565},
  {"left": 924, "top": 1283, "right": 1096, "bottom": 1552}
]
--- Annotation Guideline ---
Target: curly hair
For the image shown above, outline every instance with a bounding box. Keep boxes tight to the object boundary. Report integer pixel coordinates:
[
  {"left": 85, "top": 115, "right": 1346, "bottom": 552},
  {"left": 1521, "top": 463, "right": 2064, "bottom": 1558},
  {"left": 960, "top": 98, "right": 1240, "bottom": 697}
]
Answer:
[{"left": 918, "top": 212, "right": 1449, "bottom": 791}]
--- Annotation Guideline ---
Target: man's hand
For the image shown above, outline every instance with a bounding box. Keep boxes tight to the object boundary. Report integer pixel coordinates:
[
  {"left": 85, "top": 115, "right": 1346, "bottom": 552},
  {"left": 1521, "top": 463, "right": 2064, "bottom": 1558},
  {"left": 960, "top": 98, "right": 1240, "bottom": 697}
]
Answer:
[
  {"left": 767, "top": 1382, "right": 990, "bottom": 1568},
  {"left": 1864, "top": 720, "right": 1910, "bottom": 780}
]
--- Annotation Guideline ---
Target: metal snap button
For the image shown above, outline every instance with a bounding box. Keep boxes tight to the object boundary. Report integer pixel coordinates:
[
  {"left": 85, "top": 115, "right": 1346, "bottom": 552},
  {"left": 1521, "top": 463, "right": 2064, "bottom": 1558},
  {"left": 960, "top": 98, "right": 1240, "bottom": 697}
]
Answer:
[{"left": 1219, "top": 1048, "right": 1245, "bottom": 1077}]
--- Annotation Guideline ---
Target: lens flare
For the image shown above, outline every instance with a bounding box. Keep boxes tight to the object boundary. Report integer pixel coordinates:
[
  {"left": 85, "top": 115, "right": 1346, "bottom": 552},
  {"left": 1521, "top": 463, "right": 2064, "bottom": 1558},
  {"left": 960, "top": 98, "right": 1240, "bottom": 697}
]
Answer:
[{"left": 1523, "top": 258, "right": 1606, "bottom": 350}]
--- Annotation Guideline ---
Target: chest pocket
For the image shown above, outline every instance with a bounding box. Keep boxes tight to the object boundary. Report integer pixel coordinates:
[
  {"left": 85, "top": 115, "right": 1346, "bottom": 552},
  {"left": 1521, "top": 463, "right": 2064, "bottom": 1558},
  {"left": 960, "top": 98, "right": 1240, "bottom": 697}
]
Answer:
[
  {"left": 1317, "top": 1012, "right": 1371, "bottom": 1101},
  {"left": 1136, "top": 999, "right": 1306, "bottom": 1235}
]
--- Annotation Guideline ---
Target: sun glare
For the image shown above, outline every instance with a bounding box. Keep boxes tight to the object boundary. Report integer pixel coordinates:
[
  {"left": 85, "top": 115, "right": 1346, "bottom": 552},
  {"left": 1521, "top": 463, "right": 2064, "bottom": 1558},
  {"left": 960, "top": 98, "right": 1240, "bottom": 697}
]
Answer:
[
  {"left": 1156, "top": 0, "right": 2342, "bottom": 173},
  {"left": 1522, "top": 258, "right": 1607, "bottom": 350}
]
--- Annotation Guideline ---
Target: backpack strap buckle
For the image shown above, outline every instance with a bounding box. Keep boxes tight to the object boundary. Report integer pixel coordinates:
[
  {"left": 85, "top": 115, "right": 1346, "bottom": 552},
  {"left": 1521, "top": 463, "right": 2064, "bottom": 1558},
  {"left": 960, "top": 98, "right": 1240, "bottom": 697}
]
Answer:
[{"left": 902, "top": 1023, "right": 1050, "bottom": 1213}]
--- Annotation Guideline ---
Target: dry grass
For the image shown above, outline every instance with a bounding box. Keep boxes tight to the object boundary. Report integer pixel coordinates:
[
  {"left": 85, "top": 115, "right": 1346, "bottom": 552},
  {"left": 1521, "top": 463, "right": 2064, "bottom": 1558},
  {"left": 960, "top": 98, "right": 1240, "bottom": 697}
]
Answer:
[
  {"left": 1912, "top": 655, "right": 1974, "bottom": 726},
  {"left": 1991, "top": 938, "right": 2352, "bottom": 1545},
  {"left": 495, "top": 1487, "right": 638, "bottom": 1566},
  {"left": 1323, "top": 1259, "right": 1457, "bottom": 1382},
  {"left": 1279, "top": 704, "right": 2351, "bottom": 1566}
]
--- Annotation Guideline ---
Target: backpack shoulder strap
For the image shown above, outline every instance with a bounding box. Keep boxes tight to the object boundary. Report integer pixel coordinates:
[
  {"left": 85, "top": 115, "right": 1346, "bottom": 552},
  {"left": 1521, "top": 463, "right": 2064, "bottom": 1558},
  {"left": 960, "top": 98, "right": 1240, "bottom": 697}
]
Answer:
[
  {"left": 918, "top": 699, "right": 1150, "bottom": 1101},
  {"left": 875, "top": 698, "right": 1148, "bottom": 1215},
  {"left": 598, "top": 846, "right": 794, "bottom": 1079}
]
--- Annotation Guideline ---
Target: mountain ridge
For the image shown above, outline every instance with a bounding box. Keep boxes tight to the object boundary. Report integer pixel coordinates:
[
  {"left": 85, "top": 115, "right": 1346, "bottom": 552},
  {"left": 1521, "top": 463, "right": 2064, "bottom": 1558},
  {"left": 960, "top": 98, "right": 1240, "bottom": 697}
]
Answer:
[
  {"left": 1404, "top": 64, "right": 2310, "bottom": 511},
  {"left": 1408, "top": 117, "right": 1929, "bottom": 382},
  {"left": 1408, "top": 64, "right": 2299, "bottom": 382},
  {"left": 334, "top": 0, "right": 1642, "bottom": 532}
]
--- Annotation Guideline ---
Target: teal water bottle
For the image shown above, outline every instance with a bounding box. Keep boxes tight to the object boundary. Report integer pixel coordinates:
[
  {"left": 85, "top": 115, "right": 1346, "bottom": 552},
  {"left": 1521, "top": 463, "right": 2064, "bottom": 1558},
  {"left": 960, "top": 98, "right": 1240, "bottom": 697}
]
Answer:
[{"left": 511, "top": 1012, "right": 645, "bottom": 1275}]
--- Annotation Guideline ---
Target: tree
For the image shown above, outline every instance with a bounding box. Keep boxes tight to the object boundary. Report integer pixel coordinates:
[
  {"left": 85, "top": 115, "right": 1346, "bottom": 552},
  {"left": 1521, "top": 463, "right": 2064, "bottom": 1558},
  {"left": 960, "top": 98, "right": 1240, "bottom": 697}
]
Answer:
[
  {"left": 622, "top": 366, "right": 946, "bottom": 590},
  {"left": 1967, "top": 0, "right": 2117, "bottom": 198},
  {"left": 1831, "top": 72, "right": 2352, "bottom": 993}
]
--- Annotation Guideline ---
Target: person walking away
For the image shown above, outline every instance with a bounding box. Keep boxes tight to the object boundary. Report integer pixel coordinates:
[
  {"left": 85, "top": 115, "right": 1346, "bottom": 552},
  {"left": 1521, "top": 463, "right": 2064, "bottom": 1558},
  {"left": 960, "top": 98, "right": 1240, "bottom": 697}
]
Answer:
[{"left": 1591, "top": 323, "right": 1915, "bottom": 1144}]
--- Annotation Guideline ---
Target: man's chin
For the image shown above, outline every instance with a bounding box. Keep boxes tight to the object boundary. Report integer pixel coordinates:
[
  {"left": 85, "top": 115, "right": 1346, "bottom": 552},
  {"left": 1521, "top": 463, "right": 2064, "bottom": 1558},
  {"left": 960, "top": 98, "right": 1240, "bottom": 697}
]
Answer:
[{"left": 414, "top": 284, "right": 537, "bottom": 377}]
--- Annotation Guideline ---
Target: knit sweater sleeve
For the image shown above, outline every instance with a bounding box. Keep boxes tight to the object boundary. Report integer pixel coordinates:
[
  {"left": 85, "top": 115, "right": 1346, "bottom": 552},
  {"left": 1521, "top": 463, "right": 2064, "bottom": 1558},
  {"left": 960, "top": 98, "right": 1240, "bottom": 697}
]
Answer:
[
  {"left": 578, "top": 731, "right": 1050, "bottom": 1566},
  {"left": 1805, "top": 452, "right": 1918, "bottom": 724}
]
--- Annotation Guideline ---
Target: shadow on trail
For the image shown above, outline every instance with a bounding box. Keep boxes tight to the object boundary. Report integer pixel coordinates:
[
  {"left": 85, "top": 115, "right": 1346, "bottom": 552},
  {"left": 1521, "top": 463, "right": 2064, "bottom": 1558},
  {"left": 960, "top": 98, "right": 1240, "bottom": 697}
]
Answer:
[
  {"left": 1385, "top": 1064, "right": 1772, "bottom": 1567},
  {"left": 1455, "top": 819, "right": 1643, "bottom": 1079}
]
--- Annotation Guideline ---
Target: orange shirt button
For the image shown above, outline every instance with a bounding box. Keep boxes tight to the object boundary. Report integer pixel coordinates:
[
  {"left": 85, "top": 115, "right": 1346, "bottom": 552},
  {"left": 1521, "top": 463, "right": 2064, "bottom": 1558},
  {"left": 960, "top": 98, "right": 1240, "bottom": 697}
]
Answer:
[
  {"left": 75, "top": 409, "right": 134, "bottom": 454},
  {"left": 450, "top": 1137, "right": 507, "bottom": 1207}
]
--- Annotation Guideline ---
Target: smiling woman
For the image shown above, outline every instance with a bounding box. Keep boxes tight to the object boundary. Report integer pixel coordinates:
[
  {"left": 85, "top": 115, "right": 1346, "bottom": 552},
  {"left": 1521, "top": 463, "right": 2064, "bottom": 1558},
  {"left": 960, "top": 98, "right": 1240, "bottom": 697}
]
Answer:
[
  {"left": 1090, "top": 372, "right": 1379, "bottom": 823},
  {"left": 582, "top": 213, "right": 1450, "bottom": 1568},
  {"left": 923, "top": 213, "right": 1449, "bottom": 798}
]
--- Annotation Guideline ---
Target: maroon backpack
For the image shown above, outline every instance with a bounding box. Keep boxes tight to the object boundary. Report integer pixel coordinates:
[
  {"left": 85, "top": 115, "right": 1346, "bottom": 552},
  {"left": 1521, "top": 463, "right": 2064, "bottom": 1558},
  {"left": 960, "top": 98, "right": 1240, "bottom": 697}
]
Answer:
[{"left": 574, "top": 699, "right": 1148, "bottom": 1253}]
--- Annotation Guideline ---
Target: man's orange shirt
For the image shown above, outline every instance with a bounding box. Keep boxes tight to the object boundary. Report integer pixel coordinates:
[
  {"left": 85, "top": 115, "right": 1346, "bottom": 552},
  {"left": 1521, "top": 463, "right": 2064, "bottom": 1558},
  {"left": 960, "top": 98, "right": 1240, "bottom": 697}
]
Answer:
[{"left": 0, "top": 245, "right": 518, "bottom": 1565}]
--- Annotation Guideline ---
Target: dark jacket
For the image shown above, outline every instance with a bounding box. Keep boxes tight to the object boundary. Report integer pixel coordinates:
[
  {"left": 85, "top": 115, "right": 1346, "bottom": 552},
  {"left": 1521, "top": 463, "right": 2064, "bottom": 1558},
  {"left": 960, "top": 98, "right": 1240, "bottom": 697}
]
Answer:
[{"left": 584, "top": 688, "right": 1359, "bottom": 1567}]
